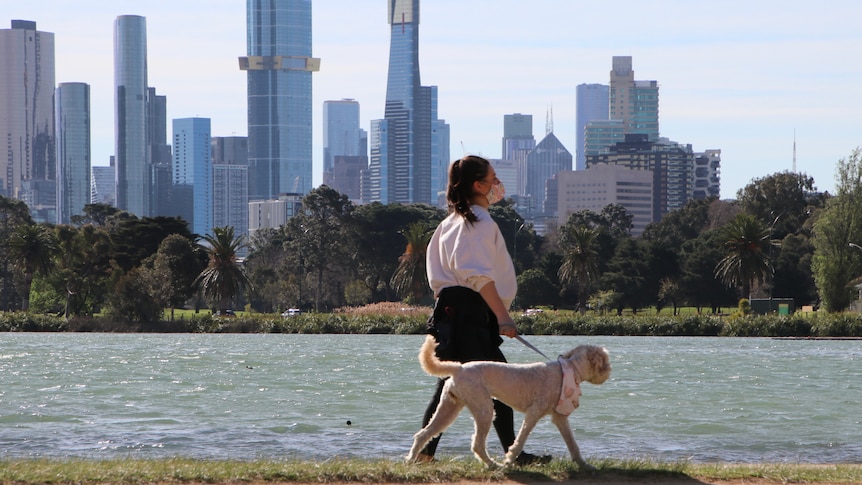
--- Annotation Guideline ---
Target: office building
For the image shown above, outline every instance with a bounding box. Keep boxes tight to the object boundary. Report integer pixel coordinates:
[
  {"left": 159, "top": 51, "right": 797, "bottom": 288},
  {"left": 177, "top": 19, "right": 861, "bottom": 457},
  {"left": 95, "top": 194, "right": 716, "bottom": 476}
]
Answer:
[
  {"left": 692, "top": 149, "right": 722, "bottom": 200},
  {"left": 248, "top": 193, "right": 303, "bottom": 237},
  {"left": 575, "top": 83, "right": 609, "bottom": 170},
  {"left": 55, "top": 82, "right": 91, "bottom": 224},
  {"left": 555, "top": 164, "right": 653, "bottom": 236},
  {"left": 91, "top": 164, "right": 116, "bottom": 206},
  {"left": 524, "top": 132, "right": 571, "bottom": 214},
  {"left": 172, "top": 118, "right": 211, "bottom": 236},
  {"left": 323, "top": 99, "right": 366, "bottom": 173},
  {"left": 212, "top": 136, "right": 249, "bottom": 243},
  {"left": 430, "top": 86, "right": 450, "bottom": 203},
  {"left": 0, "top": 20, "right": 56, "bottom": 220},
  {"left": 114, "top": 15, "right": 150, "bottom": 216},
  {"left": 501, "top": 113, "right": 535, "bottom": 198},
  {"left": 584, "top": 120, "right": 625, "bottom": 158},
  {"left": 366, "top": 0, "right": 448, "bottom": 205},
  {"left": 609, "top": 56, "right": 659, "bottom": 141},
  {"left": 240, "top": 0, "right": 320, "bottom": 200},
  {"left": 586, "top": 134, "right": 720, "bottom": 221},
  {"left": 148, "top": 87, "right": 173, "bottom": 217}
]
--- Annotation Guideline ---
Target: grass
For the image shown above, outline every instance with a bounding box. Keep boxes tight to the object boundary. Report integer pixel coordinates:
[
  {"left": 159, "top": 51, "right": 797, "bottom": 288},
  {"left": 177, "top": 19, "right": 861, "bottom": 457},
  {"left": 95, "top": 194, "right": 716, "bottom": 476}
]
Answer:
[{"left": 1, "top": 458, "right": 860, "bottom": 484}]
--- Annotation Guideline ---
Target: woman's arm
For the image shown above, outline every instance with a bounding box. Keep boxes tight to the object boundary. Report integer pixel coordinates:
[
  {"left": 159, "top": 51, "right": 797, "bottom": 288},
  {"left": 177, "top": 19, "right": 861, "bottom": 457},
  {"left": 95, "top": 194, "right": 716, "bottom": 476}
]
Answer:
[{"left": 478, "top": 281, "right": 517, "bottom": 338}]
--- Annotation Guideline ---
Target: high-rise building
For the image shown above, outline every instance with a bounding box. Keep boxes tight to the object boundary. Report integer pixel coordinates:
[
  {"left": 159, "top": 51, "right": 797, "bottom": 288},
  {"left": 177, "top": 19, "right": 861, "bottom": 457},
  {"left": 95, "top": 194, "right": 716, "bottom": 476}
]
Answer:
[
  {"left": 525, "top": 131, "right": 572, "bottom": 214},
  {"left": 501, "top": 113, "right": 535, "bottom": 198},
  {"left": 240, "top": 0, "right": 320, "bottom": 201},
  {"left": 172, "top": 118, "right": 212, "bottom": 236},
  {"left": 212, "top": 136, "right": 249, "bottom": 243},
  {"left": 367, "top": 0, "right": 448, "bottom": 205},
  {"left": 586, "top": 134, "right": 721, "bottom": 221},
  {"left": 609, "top": 56, "right": 659, "bottom": 141},
  {"left": 575, "top": 83, "right": 609, "bottom": 170},
  {"left": 55, "top": 82, "right": 91, "bottom": 224},
  {"left": 148, "top": 87, "right": 173, "bottom": 217},
  {"left": 0, "top": 20, "right": 56, "bottom": 220},
  {"left": 91, "top": 164, "right": 116, "bottom": 206},
  {"left": 584, "top": 120, "right": 625, "bottom": 158},
  {"left": 248, "top": 193, "right": 303, "bottom": 237},
  {"left": 114, "top": 15, "right": 150, "bottom": 217},
  {"left": 323, "top": 99, "right": 365, "bottom": 173},
  {"left": 554, "top": 164, "right": 653, "bottom": 236}
]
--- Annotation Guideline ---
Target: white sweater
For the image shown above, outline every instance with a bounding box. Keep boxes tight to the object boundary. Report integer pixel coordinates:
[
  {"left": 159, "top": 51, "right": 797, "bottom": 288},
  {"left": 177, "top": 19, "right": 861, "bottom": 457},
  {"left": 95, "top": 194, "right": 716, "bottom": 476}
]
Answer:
[{"left": 426, "top": 205, "right": 517, "bottom": 309}]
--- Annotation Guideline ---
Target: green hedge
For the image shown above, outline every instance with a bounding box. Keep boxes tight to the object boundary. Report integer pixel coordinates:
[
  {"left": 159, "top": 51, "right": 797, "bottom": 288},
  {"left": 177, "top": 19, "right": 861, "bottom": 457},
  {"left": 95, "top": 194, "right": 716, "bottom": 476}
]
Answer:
[{"left": 2, "top": 311, "right": 861, "bottom": 337}]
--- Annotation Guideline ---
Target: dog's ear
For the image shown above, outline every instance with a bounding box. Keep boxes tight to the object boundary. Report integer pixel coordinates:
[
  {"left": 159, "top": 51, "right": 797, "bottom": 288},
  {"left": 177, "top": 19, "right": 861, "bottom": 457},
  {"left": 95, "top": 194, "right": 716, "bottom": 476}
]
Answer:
[{"left": 588, "top": 346, "right": 611, "bottom": 381}]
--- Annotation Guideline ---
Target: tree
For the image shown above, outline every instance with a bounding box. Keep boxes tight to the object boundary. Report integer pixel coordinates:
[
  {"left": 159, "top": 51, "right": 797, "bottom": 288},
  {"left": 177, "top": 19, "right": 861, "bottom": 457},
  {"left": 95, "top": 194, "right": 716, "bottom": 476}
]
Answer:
[
  {"left": 489, "top": 199, "right": 537, "bottom": 273},
  {"left": 557, "top": 225, "right": 600, "bottom": 314},
  {"left": 52, "top": 224, "right": 113, "bottom": 319},
  {"left": 195, "top": 226, "right": 251, "bottom": 313},
  {"left": 714, "top": 213, "right": 780, "bottom": 300},
  {"left": 679, "top": 229, "right": 736, "bottom": 313},
  {"left": 390, "top": 222, "right": 433, "bottom": 304},
  {"left": 0, "top": 196, "right": 35, "bottom": 310},
  {"left": 110, "top": 215, "right": 194, "bottom": 272},
  {"left": 151, "top": 234, "right": 203, "bottom": 320},
  {"left": 7, "top": 223, "right": 57, "bottom": 311},
  {"left": 598, "top": 238, "right": 650, "bottom": 314},
  {"left": 736, "top": 171, "right": 826, "bottom": 240},
  {"left": 513, "top": 269, "right": 558, "bottom": 310},
  {"left": 812, "top": 148, "right": 862, "bottom": 312}
]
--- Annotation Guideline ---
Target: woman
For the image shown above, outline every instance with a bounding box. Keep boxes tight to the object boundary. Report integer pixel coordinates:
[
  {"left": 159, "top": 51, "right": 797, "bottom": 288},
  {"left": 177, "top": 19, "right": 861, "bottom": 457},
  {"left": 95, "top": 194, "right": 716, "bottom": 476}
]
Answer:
[{"left": 416, "top": 155, "right": 550, "bottom": 465}]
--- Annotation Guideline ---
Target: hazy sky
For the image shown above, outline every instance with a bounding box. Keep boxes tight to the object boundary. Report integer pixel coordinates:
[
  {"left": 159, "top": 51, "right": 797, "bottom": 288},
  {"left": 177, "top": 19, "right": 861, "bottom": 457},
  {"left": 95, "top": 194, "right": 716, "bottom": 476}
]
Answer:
[{"left": 6, "top": 0, "right": 862, "bottom": 198}]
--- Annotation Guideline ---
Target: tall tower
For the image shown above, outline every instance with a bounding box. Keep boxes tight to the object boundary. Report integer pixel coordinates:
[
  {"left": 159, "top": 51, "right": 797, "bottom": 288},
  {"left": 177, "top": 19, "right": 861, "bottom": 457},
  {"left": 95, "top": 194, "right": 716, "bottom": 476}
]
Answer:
[
  {"left": 609, "top": 56, "right": 659, "bottom": 141},
  {"left": 0, "top": 20, "right": 56, "bottom": 220},
  {"left": 55, "top": 82, "right": 91, "bottom": 224},
  {"left": 575, "top": 83, "right": 609, "bottom": 170},
  {"left": 240, "top": 0, "right": 320, "bottom": 201},
  {"left": 501, "top": 113, "right": 535, "bottom": 198},
  {"left": 323, "top": 99, "right": 365, "bottom": 175},
  {"left": 114, "top": 15, "right": 150, "bottom": 216},
  {"left": 367, "top": 0, "right": 445, "bottom": 205},
  {"left": 212, "top": 136, "right": 249, "bottom": 247},
  {"left": 172, "top": 118, "right": 212, "bottom": 237}
]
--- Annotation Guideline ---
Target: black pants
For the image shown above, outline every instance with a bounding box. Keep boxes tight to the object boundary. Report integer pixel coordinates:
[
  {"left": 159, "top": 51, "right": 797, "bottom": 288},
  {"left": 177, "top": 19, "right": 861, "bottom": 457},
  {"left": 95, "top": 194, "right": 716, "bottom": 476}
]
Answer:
[{"left": 419, "top": 286, "right": 516, "bottom": 456}]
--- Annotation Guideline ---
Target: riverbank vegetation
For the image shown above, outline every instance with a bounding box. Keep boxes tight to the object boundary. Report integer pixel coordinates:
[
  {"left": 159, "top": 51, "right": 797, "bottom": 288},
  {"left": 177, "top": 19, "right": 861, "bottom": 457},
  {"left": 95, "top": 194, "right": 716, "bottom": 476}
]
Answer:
[
  {"left": 2, "top": 305, "right": 861, "bottom": 337},
  {"left": 1, "top": 457, "right": 860, "bottom": 484}
]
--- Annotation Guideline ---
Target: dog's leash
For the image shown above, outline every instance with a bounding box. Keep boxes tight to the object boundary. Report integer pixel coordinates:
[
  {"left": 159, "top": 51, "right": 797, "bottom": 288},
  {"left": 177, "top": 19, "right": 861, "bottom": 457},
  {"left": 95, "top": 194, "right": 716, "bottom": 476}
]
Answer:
[{"left": 515, "top": 334, "right": 551, "bottom": 361}]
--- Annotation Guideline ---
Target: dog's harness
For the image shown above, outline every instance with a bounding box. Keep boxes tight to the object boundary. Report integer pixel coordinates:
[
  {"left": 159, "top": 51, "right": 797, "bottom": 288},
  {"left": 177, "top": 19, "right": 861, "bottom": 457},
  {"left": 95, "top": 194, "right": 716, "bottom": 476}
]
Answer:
[{"left": 555, "top": 356, "right": 582, "bottom": 416}]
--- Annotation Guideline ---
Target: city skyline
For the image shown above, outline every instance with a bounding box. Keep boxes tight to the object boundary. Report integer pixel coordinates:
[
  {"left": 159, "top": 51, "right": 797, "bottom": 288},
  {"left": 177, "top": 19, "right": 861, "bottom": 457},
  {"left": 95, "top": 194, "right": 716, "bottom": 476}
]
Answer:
[{"left": 5, "top": 1, "right": 861, "bottom": 199}]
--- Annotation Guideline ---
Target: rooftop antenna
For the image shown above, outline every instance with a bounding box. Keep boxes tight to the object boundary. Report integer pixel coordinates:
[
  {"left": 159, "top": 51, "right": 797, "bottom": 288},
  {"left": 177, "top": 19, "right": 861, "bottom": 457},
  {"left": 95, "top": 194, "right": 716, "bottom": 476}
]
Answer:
[
  {"left": 460, "top": 141, "right": 466, "bottom": 155},
  {"left": 792, "top": 129, "right": 797, "bottom": 173},
  {"left": 545, "top": 105, "right": 554, "bottom": 135}
]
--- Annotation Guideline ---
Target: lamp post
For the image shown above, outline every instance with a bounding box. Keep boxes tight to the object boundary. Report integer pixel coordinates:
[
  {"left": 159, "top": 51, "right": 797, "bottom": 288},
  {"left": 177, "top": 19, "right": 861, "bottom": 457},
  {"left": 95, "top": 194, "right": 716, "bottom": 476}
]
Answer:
[{"left": 513, "top": 223, "right": 526, "bottom": 268}]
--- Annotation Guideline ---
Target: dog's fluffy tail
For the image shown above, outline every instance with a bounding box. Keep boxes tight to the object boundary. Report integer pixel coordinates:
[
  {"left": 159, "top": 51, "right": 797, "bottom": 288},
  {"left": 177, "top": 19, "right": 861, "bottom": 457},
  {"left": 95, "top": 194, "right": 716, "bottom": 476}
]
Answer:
[{"left": 418, "top": 334, "right": 461, "bottom": 378}]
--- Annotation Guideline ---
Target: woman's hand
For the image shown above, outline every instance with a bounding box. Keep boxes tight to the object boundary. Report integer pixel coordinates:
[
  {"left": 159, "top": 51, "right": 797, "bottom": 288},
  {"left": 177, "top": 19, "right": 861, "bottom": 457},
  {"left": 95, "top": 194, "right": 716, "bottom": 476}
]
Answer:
[{"left": 498, "top": 320, "right": 518, "bottom": 338}]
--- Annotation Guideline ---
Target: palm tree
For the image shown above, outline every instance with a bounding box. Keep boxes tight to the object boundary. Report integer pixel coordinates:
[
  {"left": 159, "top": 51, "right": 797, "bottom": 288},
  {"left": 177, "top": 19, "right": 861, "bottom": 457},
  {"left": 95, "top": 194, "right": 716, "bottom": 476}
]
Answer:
[
  {"left": 195, "top": 226, "right": 251, "bottom": 314},
  {"left": 558, "top": 225, "right": 599, "bottom": 315},
  {"left": 391, "top": 222, "right": 433, "bottom": 303},
  {"left": 7, "top": 223, "right": 56, "bottom": 311},
  {"left": 714, "top": 213, "right": 780, "bottom": 300}
]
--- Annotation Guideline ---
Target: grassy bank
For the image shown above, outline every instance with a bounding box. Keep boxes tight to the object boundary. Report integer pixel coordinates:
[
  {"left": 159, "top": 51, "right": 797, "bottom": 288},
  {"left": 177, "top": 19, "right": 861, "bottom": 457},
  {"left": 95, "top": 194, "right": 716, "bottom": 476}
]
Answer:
[
  {"left": 3, "top": 307, "right": 862, "bottom": 337},
  {"left": 1, "top": 458, "right": 861, "bottom": 484}
]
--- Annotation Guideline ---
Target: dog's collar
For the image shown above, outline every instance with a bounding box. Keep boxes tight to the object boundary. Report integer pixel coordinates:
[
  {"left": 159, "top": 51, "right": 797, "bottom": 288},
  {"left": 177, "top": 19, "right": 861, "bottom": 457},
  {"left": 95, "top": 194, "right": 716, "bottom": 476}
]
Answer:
[{"left": 555, "top": 356, "right": 582, "bottom": 416}]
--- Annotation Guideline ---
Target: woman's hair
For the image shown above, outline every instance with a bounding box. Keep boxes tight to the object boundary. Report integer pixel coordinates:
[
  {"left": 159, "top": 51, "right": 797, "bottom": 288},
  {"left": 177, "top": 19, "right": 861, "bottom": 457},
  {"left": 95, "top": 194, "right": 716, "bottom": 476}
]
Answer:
[{"left": 447, "top": 155, "right": 490, "bottom": 223}]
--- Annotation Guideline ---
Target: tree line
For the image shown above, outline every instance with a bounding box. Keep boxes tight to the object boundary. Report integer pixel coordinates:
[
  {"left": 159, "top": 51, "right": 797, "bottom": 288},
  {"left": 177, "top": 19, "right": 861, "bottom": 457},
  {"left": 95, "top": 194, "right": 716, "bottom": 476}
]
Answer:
[{"left": 1, "top": 148, "right": 860, "bottom": 321}]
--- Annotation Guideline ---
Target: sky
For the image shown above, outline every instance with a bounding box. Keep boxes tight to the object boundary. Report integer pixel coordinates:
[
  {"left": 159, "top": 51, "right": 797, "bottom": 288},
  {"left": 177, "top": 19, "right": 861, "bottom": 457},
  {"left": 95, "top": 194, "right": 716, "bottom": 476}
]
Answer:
[{"left": 5, "top": 0, "right": 862, "bottom": 199}]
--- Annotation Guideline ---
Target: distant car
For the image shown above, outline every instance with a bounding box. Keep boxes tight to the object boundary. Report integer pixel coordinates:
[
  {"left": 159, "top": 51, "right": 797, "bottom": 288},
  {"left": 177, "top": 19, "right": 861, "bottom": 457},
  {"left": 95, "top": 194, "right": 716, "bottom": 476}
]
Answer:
[
  {"left": 522, "top": 308, "right": 544, "bottom": 316},
  {"left": 281, "top": 308, "right": 301, "bottom": 317},
  {"left": 214, "top": 310, "right": 236, "bottom": 317}
]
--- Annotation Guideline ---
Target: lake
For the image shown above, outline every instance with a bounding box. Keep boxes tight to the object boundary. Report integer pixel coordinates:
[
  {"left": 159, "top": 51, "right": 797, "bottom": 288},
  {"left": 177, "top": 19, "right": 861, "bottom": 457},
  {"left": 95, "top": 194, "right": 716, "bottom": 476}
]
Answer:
[{"left": 0, "top": 333, "right": 859, "bottom": 463}]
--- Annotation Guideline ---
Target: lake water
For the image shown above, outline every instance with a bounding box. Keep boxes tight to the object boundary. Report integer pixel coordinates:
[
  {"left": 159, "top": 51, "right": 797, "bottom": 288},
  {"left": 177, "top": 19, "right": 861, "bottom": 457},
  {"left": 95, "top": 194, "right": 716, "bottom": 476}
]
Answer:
[{"left": 0, "top": 333, "right": 859, "bottom": 463}]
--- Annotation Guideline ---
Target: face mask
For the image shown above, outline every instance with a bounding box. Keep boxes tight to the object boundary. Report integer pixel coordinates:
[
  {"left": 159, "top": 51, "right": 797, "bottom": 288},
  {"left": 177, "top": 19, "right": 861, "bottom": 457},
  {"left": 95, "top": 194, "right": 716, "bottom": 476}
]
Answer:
[{"left": 485, "top": 181, "right": 506, "bottom": 205}]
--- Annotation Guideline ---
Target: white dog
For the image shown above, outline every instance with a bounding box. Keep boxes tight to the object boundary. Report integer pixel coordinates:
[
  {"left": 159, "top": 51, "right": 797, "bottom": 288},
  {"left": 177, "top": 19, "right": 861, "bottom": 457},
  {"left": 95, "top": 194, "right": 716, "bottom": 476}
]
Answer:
[{"left": 406, "top": 334, "right": 611, "bottom": 468}]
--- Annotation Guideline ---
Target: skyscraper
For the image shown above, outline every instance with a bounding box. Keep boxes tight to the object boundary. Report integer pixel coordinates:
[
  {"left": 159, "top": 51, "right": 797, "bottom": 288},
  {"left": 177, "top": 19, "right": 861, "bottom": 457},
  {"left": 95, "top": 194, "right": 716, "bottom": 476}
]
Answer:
[
  {"left": 172, "top": 118, "right": 212, "bottom": 236},
  {"left": 240, "top": 0, "right": 320, "bottom": 201},
  {"left": 525, "top": 132, "right": 572, "bottom": 215},
  {"left": 0, "top": 20, "right": 56, "bottom": 220},
  {"left": 323, "top": 99, "right": 365, "bottom": 174},
  {"left": 114, "top": 15, "right": 150, "bottom": 216},
  {"left": 367, "top": 0, "right": 447, "bottom": 205},
  {"left": 55, "top": 82, "right": 91, "bottom": 224},
  {"left": 609, "top": 56, "right": 659, "bottom": 141},
  {"left": 575, "top": 83, "right": 609, "bottom": 170},
  {"left": 212, "top": 136, "right": 249, "bottom": 244},
  {"left": 501, "top": 113, "right": 535, "bottom": 197}
]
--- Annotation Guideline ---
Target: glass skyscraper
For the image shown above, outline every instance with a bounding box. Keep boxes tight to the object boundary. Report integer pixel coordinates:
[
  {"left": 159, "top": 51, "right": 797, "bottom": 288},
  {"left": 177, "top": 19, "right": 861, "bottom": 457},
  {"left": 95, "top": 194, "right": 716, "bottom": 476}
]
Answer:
[
  {"left": 609, "top": 56, "right": 659, "bottom": 141},
  {"left": 55, "top": 82, "right": 91, "bottom": 224},
  {"left": 240, "top": 0, "right": 320, "bottom": 200},
  {"left": 172, "top": 118, "right": 212, "bottom": 237},
  {"left": 323, "top": 99, "right": 365, "bottom": 175},
  {"left": 0, "top": 20, "right": 56, "bottom": 220},
  {"left": 212, "top": 136, "right": 249, "bottom": 250},
  {"left": 367, "top": 0, "right": 447, "bottom": 205},
  {"left": 575, "top": 83, "right": 609, "bottom": 170},
  {"left": 114, "top": 15, "right": 150, "bottom": 216}
]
